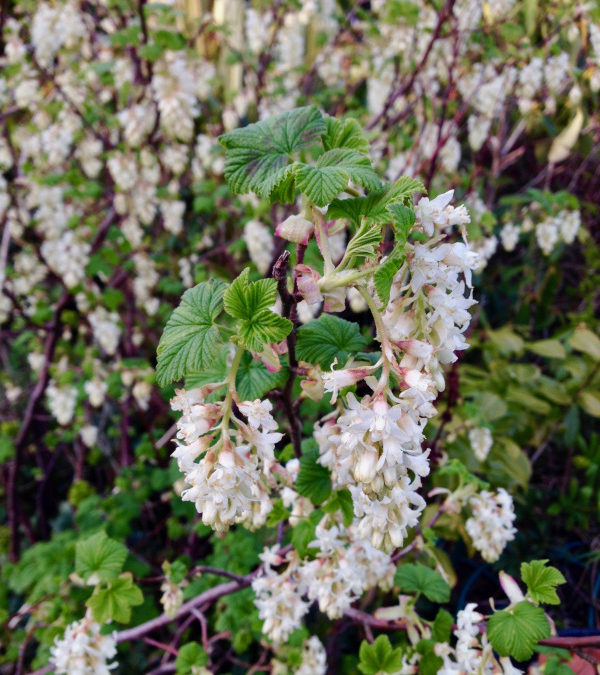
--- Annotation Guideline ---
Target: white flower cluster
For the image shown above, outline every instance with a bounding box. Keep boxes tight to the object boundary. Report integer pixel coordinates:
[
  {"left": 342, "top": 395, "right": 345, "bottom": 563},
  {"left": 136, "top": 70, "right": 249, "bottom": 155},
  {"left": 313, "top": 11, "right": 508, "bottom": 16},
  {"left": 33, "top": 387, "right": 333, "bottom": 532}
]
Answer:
[
  {"left": 497, "top": 209, "right": 581, "bottom": 256},
  {"left": 468, "top": 427, "right": 493, "bottom": 462},
  {"left": 313, "top": 191, "right": 478, "bottom": 552},
  {"left": 170, "top": 388, "right": 283, "bottom": 532},
  {"left": 50, "top": 611, "right": 117, "bottom": 675},
  {"left": 47, "top": 381, "right": 78, "bottom": 426},
  {"left": 252, "top": 523, "right": 395, "bottom": 644},
  {"left": 466, "top": 488, "right": 516, "bottom": 563}
]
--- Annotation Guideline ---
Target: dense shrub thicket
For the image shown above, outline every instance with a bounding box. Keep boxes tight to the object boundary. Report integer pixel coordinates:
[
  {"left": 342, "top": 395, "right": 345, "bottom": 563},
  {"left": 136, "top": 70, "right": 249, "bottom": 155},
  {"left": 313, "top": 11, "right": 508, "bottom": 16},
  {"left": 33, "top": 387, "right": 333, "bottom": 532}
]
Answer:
[{"left": 0, "top": 1, "right": 599, "bottom": 673}]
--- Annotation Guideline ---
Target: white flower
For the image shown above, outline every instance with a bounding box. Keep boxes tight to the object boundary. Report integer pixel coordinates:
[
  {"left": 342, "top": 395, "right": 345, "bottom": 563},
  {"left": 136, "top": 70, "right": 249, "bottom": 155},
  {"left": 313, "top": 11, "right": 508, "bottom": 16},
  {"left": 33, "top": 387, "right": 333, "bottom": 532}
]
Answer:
[
  {"left": 558, "top": 209, "right": 580, "bottom": 244},
  {"left": 80, "top": 425, "right": 98, "bottom": 448},
  {"left": 500, "top": 223, "right": 520, "bottom": 252},
  {"left": 237, "top": 399, "right": 278, "bottom": 431},
  {"left": 414, "top": 190, "right": 455, "bottom": 237},
  {"left": 47, "top": 382, "right": 77, "bottom": 426},
  {"left": 536, "top": 219, "right": 559, "bottom": 255},
  {"left": 244, "top": 219, "right": 274, "bottom": 274},
  {"left": 468, "top": 427, "right": 493, "bottom": 461},
  {"left": 252, "top": 571, "right": 309, "bottom": 644},
  {"left": 84, "top": 379, "right": 108, "bottom": 408},
  {"left": 276, "top": 214, "right": 314, "bottom": 245},
  {"left": 160, "top": 579, "right": 184, "bottom": 619},
  {"left": 297, "top": 636, "right": 327, "bottom": 675},
  {"left": 50, "top": 611, "right": 117, "bottom": 675},
  {"left": 466, "top": 488, "right": 516, "bottom": 562}
]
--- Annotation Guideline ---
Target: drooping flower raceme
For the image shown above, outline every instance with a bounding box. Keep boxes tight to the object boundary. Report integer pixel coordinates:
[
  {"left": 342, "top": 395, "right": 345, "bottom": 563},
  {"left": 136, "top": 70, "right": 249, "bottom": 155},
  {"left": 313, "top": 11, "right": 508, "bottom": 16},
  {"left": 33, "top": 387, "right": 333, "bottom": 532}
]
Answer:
[
  {"left": 170, "top": 387, "right": 282, "bottom": 532},
  {"left": 50, "top": 611, "right": 117, "bottom": 675},
  {"left": 466, "top": 488, "right": 517, "bottom": 562}
]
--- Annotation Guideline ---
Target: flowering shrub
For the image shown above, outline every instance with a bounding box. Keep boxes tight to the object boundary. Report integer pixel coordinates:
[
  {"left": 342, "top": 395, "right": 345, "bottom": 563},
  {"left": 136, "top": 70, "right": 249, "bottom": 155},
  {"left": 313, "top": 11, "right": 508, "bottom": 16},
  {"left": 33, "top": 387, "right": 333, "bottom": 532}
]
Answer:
[{"left": 1, "top": 0, "right": 599, "bottom": 674}]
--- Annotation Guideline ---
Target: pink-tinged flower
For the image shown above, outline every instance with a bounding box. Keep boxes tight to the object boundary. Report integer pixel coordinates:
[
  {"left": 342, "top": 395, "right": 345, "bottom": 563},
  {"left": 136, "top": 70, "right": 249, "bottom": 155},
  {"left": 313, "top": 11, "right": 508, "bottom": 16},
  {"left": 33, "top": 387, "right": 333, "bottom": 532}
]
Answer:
[
  {"left": 300, "top": 367, "right": 325, "bottom": 401},
  {"left": 296, "top": 264, "right": 323, "bottom": 306},
  {"left": 499, "top": 571, "right": 525, "bottom": 605},
  {"left": 323, "top": 286, "right": 346, "bottom": 313},
  {"left": 322, "top": 360, "right": 373, "bottom": 403},
  {"left": 252, "top": 343, "right": 284, "bottom": 372},
  {"left": 398, "top": 339, "right": 435, "bottom": 361},
  {"left": 275, "top": 214, "right": 314, "bottom": 245}
]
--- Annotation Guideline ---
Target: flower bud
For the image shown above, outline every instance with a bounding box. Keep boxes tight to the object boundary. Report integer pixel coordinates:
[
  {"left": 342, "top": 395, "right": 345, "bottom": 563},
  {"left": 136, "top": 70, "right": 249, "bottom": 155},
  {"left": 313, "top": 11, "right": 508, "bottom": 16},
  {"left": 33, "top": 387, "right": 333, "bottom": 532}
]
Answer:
[
  {"left": 276, "top": 214, "right": 314, "bottom": 245},
  {"left": 354, "top": 449, "right": 379, "bottom": 484}
]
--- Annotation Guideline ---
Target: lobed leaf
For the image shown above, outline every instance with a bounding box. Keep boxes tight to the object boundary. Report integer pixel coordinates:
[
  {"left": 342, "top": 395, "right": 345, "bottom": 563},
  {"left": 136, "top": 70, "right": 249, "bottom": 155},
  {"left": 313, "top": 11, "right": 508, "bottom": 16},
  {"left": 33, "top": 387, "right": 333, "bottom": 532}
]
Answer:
[
  {"left": 487, "top": 601, "right": 550, "bottom": 661},
  {"left": 296, "top": 314, "right": 367, "bottom": 368},
  {"left": 156, "top": 280, "right": 226, "bottom": 387}
]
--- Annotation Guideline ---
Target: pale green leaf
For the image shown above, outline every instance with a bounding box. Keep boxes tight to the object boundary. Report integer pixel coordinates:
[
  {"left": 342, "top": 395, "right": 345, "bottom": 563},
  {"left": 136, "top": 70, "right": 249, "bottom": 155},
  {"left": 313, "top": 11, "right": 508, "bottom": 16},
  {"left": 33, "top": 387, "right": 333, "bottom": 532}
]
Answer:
[
  {"left": 526, "top": 339, "right": 567, "bottom": 359},
  {"left": 359, "top": 635, "right": 405, "bottom": 674},
  {"left": 156, "top": 280, "right": 226, "bottom": 387},
  {"left": 374, "top": 251, "right": 405, "bottom": 306},
  {"left": 293, "top": 162, "right": 349, "bottom": 206},
  {"left": 505, "top": 387, "right": 552, "bottom": 415},
  {"left": 487, "top": 601, "right": 550, "bottom": 661},
  {"left": 75, "top": 531, "right": 128, "bottom": 584},
  {"left": 578, "top": 390, "right": 600, "bottom": 418},
  {"left": 224, "top": 269, "right": 292, "bottom": 352},
  {"left": 86, "top": 574, "right": 143, "bottom": 624},
  {"left": 395, "top": 563, "right": 450, "bottom": 603},
  {"left": 343, "top": 220, "right": 382, "bottom": 262},
  {"left": 568, "top": 326, "right": 600, "bottom": 361},
  {"left": 520, "top": 559, "right": 566, "bottom": 605},
  {"left": 387, "top": 203, "right": 416, "bottom": 244},
  {"left": 175, "top": 642, "right": 209, "bottom": 674},
  {"left": 223, "top": 269, "right": 277, "bottom": 320}
]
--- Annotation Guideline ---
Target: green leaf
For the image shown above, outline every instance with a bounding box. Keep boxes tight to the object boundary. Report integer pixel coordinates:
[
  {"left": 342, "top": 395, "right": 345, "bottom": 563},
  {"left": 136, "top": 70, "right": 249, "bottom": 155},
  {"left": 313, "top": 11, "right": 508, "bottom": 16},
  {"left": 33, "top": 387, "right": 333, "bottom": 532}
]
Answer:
[
  {"left": 437, "top": 458, "right": 490, "bottom": 489},
  {"left": 154, "top": 29, "right": 186, "bottom": 50},
  {"left": 236, "top": 351, "right": 288, "bottom": 400},
  {"left": 578, "top": 390, "right": 600, "bottom": 418},
  {"left": 185, "top": 345, "right": 229, "bottom": 389},
  {"left": 296, "top": 446, "right": 332, "bottom": 505},
  {"left": 293, "top": 163, "right": 350, "bottom": 207},
  {"left": 0, "top": 435, "right": 15, "bottom": 462},
  {"left": 86, "top": 574, "right": 143, "bottom": 624},
  {"left": 328, "top": 176, "right": 424, "bottom": 225},
  {"left": 387, "top": 203, "right": 416, "bottom": 244},
  {"left": 505, "top": 387, "right": 552, "bottom": 415},
  {"left": 358, "top": 635, "right": 405, "bottom": 674},
  {"left": 294, "top": 150, "right": 380, "bottom": 207},
  {"left": 219, "top": 106, "right": 326, "bottom": 198},
  {"left": 526, "top": 339, "right": 567, "bottom": 359},
  {"left": 322, "top": 116, "right": 370, "bottom": 154},
  {"left": 75, "top": 531, "right": 128, "bottom": 584},
  {"left": 224, "top": 269, "right": 277, "bottom": 319},
  {"left": 156, "top": 280, "right": 226, "bottom": 387},
  {"left": 324, "top": 489, "right": 354, "bottom": 527},
  {"left": 395, "top": 563, "right": 450, "bottom": 603},
  {"left": 291, "top": 510, "right": 324, "bottom": 558},
  {"left": 432, "top": 609, "right": 454, "bottom": 643},
  {"left": 224, "top": 269, "right": 293, "bottom": 351},
  {"left": 569, "top": 326, "right": 600, "bottom": 361},
  {"left": 487, "top": 601, "right": 551, "bottom": 661},
  {"left": 374, "top": 252, "right": 405, "bottom": 306},
  {"left": 343, "top": 220, "right": 382, "bottom": 262},
  {"left": 296, "top": 314, "right": 367, "bottom": 368},
  {"left": 266, "top": 499, "right": 290, "bottom": 527},
  {"left": 175, "top": 642, "right": 209, "bottom": 674},
  {"left": 520, "top": 560, "right": 566, "bottom": 605}
]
